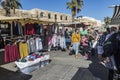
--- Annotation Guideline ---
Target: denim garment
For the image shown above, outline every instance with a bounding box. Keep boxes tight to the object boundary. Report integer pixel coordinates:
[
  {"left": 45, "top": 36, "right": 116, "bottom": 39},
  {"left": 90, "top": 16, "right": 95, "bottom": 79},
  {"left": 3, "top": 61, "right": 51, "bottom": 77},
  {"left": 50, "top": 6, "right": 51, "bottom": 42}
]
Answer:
[
  {"left": 36, "top": 38, "right": 43, "bottom": 51},
  {"left": 60, "top": 36, "right": 66, "bottom": 49},
  {"left": 73, "top": 42, "right": 79, "bottom": 55},
  {"left": 27, "top": 38, "right": 36, "bottom": 53}
]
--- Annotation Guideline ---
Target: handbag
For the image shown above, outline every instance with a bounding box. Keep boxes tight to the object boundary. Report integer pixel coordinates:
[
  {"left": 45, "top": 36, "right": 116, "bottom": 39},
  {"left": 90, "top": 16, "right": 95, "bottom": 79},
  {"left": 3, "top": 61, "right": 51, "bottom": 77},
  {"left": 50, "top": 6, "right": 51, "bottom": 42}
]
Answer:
[{"left": 69, "top": 49, "right": 75, "bottom": 55}]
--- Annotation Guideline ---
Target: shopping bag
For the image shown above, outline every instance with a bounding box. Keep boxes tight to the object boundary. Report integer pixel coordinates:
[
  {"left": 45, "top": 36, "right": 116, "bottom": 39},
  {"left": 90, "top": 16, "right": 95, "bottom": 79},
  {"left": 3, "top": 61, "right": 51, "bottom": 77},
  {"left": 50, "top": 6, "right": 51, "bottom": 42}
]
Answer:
[{"left": 97, "top": 46, "right": 104, "bottom": 54}]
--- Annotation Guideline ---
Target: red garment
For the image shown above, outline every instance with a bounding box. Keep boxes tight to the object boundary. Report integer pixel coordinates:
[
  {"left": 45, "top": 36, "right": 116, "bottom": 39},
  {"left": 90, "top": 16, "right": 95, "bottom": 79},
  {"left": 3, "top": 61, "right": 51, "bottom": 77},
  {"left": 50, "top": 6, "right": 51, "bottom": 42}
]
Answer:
[
  {"left": 4, "top": 45, "right": 9, "bottom": 63},
  {"left": 12, "top": 45, "right": 19, "bottom": 61},
  {"left": 25, "top": 23, "right": 35, "bottom": 35},
  {"left": 4, "top": 44, "right": 20, "bottom": 63}
]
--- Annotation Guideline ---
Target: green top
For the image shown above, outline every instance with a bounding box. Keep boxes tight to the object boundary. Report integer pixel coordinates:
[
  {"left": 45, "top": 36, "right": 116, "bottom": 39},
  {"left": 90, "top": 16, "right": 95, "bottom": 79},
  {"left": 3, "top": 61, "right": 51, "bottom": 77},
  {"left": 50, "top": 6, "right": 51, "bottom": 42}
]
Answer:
[{"left": 80, "top": 30, "right": 88, "bottom": 35}]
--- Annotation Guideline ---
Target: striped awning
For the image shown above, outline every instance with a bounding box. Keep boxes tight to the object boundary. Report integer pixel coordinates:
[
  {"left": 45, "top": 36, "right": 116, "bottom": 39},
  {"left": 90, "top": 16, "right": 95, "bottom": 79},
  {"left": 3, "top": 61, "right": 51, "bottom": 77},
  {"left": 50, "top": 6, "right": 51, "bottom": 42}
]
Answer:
[{"left": 111, "top": 5, "right": 120, "bottom": 25}]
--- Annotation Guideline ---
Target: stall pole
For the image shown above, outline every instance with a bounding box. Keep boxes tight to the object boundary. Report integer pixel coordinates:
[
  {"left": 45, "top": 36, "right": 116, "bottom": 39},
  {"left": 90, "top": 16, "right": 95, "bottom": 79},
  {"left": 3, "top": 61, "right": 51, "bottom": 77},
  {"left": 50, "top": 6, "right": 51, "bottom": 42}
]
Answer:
[{"left": 10, "top": 21, "right": 13, "bottom": 38}]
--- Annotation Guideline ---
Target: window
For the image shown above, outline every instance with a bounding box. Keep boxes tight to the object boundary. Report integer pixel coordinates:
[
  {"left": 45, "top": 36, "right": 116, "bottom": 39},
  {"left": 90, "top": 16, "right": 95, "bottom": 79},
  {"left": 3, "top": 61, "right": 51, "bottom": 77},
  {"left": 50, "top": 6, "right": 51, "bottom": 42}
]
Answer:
[
  {"left": 40, "top": 12, "right": 44, "bottom": 18},
  {"left": 55, "top": 14, "right": 57, "bottom": 20},
  {"left": 65, "top": 16, "right": 68, "bottom": 20},
  {"left": 60, "top": 15, "right": 62, "bottom": 20},
  {"left": 48, "top": 13, "right": 51, "bottom": 19}
]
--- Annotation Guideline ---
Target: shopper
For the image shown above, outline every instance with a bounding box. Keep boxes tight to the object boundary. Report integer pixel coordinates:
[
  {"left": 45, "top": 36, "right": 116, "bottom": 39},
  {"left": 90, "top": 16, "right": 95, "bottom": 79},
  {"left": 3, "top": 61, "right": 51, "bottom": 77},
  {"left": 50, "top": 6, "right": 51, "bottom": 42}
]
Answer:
[
  {"left": 100, "top": 27, "right": 120, "bottom": 80},
  {"left": 97, "top": 30, "right": 106, "bottom": 62},
  {"left": 80, "top": 27, "right": 88, "bottom": 36},
  {"left": 71, "top": 29, "right": 81, "bottom": 59},
  {"left": 65, "top": 28, "right": 71, "bottom": 49},
  {"left": 81, "top": 35, "right": 89, "bottom": 59},
  {"left": 88, "top": 29, "right": 94, "bottom": 48}
]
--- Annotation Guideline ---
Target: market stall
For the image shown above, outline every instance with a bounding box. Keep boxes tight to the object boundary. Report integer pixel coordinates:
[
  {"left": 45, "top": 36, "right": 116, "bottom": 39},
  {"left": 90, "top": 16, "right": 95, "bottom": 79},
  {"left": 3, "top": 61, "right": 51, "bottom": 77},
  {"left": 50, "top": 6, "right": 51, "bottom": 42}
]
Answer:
[{"left": 0, "top": 16, "right": 52, "bottom": 74}]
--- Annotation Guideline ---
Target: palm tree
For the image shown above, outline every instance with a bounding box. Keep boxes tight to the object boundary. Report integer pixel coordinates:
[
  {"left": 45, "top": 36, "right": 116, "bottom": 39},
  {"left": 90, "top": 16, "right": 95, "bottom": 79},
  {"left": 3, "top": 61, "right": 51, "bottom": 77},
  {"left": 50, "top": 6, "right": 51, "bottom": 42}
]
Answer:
[
  {"left": 1, "top": 0, "right": 11, "bottom": 16},
  {"left": 10, "top": 0, "right": 22, "bottom": 14},
  {"left": 66, "top": 0, "right": 83, "bottom": 22},
  {"left": 104, "top": 17, "right": 111, "bottom": 28}
]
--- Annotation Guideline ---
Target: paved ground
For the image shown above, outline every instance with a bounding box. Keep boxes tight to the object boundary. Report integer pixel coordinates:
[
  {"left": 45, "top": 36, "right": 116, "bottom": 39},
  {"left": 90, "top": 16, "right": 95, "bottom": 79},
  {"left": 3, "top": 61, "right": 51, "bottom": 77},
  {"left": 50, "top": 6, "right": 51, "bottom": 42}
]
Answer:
[{"left": 0, "top": 50, "right": 109, "bottom": 80}]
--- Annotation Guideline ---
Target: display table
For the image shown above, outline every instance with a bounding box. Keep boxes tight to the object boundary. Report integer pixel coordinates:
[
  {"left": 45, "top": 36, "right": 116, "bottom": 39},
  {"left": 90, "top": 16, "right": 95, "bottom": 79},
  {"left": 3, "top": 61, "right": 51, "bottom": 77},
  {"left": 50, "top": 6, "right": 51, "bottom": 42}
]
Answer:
[{"left": 15, "top": 54, "right": 50, "bottom": 74}]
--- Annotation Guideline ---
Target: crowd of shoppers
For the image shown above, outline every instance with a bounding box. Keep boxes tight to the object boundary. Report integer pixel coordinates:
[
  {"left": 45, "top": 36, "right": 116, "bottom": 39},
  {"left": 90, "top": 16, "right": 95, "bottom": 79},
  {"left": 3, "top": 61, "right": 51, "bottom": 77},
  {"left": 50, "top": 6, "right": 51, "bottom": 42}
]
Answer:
[
  {"left": 63, "top": 26, "right": 120, "bottom": 80},
  {"left": 97, "top": 27, "right": 120, "bottom": 80},
  {"left": 48, "top": 25, "right": 120, "bottom": 80}
]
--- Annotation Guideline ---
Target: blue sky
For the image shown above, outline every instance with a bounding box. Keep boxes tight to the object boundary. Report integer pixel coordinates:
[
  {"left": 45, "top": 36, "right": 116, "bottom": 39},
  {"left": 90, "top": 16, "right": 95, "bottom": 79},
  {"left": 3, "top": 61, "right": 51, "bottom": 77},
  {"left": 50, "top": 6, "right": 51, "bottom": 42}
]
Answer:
[{"left": 20, "top": 0, "right": 120, "bottom": 21}]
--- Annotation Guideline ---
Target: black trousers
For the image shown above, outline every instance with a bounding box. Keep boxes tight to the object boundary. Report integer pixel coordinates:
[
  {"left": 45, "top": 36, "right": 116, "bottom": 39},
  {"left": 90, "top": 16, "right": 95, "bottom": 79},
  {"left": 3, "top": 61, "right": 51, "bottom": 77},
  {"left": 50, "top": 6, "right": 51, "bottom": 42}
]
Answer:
[
  {"left": 108, "top": 69, "right": 114, "bottom": 80},
  {"left": 82, "top": 46, "right": 89, "bottom": 55},
  {"left": 66, "top": 42, "right": 71, "bottom": 49}
]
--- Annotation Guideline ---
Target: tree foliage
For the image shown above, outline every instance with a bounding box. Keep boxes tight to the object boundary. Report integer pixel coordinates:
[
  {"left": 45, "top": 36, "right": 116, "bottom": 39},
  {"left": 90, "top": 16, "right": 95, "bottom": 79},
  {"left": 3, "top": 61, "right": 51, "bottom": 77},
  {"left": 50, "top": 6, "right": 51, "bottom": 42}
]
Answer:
[
  {"left": 104, "top": 17, "right": 111, "bottom": 25},
  {"left": 66, "top": 0, "right": 83, "bottom": 21},
  {"left": 1, "top": 0, "right": 22, "bottom": 16}
]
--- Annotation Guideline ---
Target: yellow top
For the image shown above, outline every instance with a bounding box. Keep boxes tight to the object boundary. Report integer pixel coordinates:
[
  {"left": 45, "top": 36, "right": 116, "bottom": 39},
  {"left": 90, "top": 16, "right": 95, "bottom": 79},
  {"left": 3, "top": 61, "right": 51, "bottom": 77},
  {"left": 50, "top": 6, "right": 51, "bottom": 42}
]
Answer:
[
  {"left": 71, "top": 33, "right": 81, "bottom": 42},
  {"left": 19, "top": 42, "right": 29, "bottom": 58}
]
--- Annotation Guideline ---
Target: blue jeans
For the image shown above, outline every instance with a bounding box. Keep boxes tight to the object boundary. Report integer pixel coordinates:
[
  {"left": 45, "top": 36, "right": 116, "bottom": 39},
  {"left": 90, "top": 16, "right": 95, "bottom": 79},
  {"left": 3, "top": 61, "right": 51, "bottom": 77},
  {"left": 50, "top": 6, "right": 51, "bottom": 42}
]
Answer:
[{"left": 73, "top": 42, "right": 79, "bottom": 55}]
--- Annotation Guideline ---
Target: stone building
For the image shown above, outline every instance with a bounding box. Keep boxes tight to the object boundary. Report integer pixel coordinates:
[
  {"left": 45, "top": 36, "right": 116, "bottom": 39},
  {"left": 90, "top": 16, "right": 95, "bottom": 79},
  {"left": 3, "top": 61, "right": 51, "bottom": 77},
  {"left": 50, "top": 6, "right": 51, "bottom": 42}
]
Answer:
[
  {"left": 0, "top": 7, "right": 72, "bottom": 23},
  {"left": 77, "top": 16, "right": 102, "bottom": 28},
  {"left": 0, "top": 7, "right": 102, "bottom": 27}
]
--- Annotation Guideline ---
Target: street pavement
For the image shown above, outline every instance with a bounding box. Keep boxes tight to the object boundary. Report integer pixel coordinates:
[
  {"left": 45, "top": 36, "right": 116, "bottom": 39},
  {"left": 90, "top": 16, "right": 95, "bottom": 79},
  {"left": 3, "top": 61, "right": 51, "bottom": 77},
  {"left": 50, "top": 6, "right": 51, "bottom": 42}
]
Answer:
[{"left": 0, "top": 50, "right": 109, "bottom": 80}]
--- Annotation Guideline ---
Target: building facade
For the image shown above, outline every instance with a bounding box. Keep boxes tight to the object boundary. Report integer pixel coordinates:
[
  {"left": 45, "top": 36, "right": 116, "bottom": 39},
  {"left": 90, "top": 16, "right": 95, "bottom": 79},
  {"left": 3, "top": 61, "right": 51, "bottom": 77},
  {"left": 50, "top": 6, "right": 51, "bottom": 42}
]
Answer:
[
  {"left": 77, "top": 16, "right": 102, "bottom": 28},
  {"left": 0, "top": 7, "right": 72, "bottom": 23},
  {"left": 0, "top": 7, "right": 102, "bottom": 27}
]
